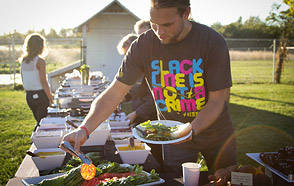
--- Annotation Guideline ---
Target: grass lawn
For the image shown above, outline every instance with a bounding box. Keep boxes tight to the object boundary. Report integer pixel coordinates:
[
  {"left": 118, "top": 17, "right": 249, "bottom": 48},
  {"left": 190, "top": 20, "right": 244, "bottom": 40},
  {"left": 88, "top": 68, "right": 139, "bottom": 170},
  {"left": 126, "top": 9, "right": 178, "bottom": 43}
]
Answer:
[
  {"left": 230, "top": 83, "right": 294, "bottom": 166},
  {"left": 0, "top": 87, "right": 35, "bottom": 186},
  {"left": 0, "top": 60, "right": 294, "bottom": 185},
  {"left": 231, "top": 60, "right": 294, "bottom": 84}
]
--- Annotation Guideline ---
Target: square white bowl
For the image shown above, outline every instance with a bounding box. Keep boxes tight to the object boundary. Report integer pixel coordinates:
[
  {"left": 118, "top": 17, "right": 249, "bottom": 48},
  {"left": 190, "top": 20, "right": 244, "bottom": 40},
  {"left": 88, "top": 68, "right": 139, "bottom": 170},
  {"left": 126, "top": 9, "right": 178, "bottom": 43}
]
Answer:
[
  {"left": 31, "top": 130, "right": 63, "bottom": 149},
  {"left": 111, "top": 134, "right": 141, "bottom": 145},
  {"left": 39, "top": 117, "right": 67, "bottom": 128},
  {"left": 115, "top": 143, "right": 150, "bottom": 164},
  {"left": 110, "top": 126, "right": 132, "bottom": 135},
  {"left": 82, "top": 122, "right": 111, "bottom": 146},
  {"left": 109, "top": 120, "right": 130, "bottom": 128},
  {"left": 31, "top": 148, "right": 66, "bottom": 171}
]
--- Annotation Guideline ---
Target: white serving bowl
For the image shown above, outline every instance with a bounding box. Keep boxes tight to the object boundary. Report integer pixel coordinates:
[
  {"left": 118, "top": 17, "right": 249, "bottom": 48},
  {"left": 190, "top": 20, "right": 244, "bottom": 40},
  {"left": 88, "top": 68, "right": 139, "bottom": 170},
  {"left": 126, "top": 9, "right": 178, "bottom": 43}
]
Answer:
[
  {"left": 80, "top": 122, "right": 111, "bottom": 146},
  {"left": 115, "top": 143, "right": 150, "bottom": 164},
  {"left": 31, "top": 148, "right": 66, "bottom": 171},
  {"left": 31, "top": 130, "right": 63, "bottom": 149},
  {"left": 39, "top": 117, "right": 68, "bottom": 128},
  {"left": 111, "top": 134, "right": 140, "bottom": 145},
  {"left": 109, "top": 120, "right": 130, "bottom": 128}
]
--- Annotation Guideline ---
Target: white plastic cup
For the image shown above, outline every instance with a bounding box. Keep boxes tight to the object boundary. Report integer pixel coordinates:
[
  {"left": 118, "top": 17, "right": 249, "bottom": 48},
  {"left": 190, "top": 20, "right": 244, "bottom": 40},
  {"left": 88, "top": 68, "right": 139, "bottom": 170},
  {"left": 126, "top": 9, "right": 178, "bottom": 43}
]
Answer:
[{"left": 182, "top": 162, "right": 201, "bottom": 186}]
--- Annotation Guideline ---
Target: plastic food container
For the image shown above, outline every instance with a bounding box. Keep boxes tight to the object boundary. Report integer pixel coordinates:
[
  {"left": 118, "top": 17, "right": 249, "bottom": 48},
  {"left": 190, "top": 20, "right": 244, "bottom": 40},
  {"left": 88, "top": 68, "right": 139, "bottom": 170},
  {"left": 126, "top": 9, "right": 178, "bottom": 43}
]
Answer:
[
  {"left": 115, "top": 143, "right": 150, "bottom": 164},
  {"left": 31, "top": 148, "right": 66, "bottom": 171},
  {"left": 31, "top": 130, "right": 64, "bottom": 149},
  {"left": 111, "top": 134, "right": 140, "bottom": 145},
  {"left": 110, "top": 126, "right": 132, "bottom": 135},
  {"left": 81, "top": 122, "right": 111, "bottom": 146},
  {"left": 39, "top": 117, "right": 68, "bottom": 128},
  {"left": 109, "top": 120, "right": 130, "bottom": 127}
]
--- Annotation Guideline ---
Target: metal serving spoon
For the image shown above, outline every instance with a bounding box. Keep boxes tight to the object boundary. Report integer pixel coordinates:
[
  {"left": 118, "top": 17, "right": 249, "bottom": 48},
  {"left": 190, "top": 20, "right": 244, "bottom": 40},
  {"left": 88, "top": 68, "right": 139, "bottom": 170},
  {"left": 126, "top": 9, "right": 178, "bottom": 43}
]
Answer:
[
  {"left": 129, "top": 137, "right": 135, "bottom": 149},
  {"left": 26, "top": 151, "right": 46, "bottom": 159}
]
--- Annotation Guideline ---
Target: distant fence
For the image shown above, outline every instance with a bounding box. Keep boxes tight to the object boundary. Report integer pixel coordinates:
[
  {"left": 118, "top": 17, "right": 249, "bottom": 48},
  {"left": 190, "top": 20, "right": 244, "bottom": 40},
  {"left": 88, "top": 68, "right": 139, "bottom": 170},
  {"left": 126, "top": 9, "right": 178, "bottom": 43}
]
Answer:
[
  {"left": 0, "top": 38, "right": 82, "bottom": 79},
  {"left": 0, "top": 38, "right": 82, "bottom": 64},
  {"left": 0, "top": 37, "right": 293, "bottom": 84}
]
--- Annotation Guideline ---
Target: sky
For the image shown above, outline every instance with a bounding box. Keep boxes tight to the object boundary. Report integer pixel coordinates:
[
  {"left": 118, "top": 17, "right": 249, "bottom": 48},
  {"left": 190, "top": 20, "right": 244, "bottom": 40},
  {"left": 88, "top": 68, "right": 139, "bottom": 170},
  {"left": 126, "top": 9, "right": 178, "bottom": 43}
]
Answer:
[{"left": 0, "top": 0, "right": 286, "bottom": 35}]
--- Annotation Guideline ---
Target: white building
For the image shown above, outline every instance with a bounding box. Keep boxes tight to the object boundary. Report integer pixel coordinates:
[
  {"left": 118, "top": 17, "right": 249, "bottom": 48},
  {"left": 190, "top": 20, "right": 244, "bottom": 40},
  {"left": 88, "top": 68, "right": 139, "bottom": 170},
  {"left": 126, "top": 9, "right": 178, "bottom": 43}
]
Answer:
[
  {"left": 76, "top": 0, "right": 140, "bottom": 81},
  {"left": 49, "top": 0, "right": 140, "bottom": 91}
]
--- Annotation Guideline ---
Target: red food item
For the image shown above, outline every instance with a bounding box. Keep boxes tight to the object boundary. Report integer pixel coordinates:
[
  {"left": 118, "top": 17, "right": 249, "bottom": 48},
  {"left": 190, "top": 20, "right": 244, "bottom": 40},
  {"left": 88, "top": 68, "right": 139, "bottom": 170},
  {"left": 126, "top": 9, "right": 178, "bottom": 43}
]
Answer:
[
  {"left": 82, "top": 177, "right": 102, "bottom": 186},
  {"left": 81, "top": 163, "right": 96, "bottom": 180},
  {"left": 82, "top": 172, "right": 137, "bottom": 186}
]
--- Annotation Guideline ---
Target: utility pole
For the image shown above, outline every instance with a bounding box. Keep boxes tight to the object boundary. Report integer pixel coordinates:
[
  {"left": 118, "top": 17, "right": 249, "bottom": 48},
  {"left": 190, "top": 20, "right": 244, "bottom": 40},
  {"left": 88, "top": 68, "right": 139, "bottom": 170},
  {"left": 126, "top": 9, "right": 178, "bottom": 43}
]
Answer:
[
  {"left": 272, "top": 39, "right": 276, "bottom": 83},
  {"left": 11, "top": 33, "right": 16, "bottom": 88}
]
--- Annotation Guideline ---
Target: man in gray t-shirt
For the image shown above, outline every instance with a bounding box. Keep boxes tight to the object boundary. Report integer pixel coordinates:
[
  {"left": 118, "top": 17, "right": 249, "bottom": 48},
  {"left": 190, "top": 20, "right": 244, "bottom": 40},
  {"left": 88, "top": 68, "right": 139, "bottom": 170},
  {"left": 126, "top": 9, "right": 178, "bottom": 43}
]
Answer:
[
  {"left": 117, "top": 20, "right": 236, "bottom": 174},
  {"left": 61, "top": 0, "right": 236, "bottom": 177}
]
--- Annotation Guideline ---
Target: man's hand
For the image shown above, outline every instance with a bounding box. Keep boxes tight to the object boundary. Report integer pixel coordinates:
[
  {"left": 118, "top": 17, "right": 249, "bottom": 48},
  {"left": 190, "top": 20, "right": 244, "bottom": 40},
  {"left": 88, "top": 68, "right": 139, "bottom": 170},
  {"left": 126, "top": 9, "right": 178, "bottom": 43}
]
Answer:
[
  {"left": 126, "top": 111, "right": 137, "bottom": 124},
  {"left": 172, "top": 134, "right": 192, "bottom": 145},
  {"left": 60, "top": 128, "right": 88, "bottom": 155}
]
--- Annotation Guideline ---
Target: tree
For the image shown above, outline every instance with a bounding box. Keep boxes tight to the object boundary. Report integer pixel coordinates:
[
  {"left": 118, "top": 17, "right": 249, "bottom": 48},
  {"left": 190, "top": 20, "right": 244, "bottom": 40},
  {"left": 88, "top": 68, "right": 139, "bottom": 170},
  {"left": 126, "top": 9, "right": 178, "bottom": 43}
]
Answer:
[
  {"left": 266, "top": 0, "right": 294, "bottom": 83},
  {"left": 47, "top": 28, "right": 59, "bottom": 38},
  {"left": 39, "top": 29, "right": 46, "bottom": 37},
  {"left": 59, "top": 28, "right": 74, "bottom": 38},
  {"left": 211, "top": 22, "right": 225, "bottom": 35}
]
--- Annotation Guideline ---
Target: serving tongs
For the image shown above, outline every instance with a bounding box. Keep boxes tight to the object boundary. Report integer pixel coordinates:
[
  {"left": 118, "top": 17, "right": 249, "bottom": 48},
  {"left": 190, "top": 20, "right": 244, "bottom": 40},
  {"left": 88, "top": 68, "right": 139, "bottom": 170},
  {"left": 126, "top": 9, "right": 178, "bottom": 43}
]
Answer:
[{"left": 60, "top": 141, "right": 92, "bottom": 165}]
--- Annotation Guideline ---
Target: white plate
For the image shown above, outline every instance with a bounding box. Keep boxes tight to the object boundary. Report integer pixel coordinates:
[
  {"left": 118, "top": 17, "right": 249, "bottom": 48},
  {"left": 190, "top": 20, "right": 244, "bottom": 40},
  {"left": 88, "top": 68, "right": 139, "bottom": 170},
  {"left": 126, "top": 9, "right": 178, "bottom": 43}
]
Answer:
[
  {"left": 22, "top": 164, "right": 165, "bottom": 186},
  {"left": 132, "top": 120, "right": 192, "bottom": 144}
]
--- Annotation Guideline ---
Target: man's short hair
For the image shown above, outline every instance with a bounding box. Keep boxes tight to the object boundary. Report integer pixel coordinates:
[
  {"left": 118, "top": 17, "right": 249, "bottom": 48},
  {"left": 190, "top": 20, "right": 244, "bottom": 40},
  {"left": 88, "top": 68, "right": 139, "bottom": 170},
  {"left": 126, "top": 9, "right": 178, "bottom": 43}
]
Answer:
[
  {"left": 116, "top": 33, "right": 138, "bottom": 55},
  {"left": 150, "top": 0, "right": 190, "bottom": 16},
  {"left": 134, "top": 20, "right": 151, "bottom": 35}
]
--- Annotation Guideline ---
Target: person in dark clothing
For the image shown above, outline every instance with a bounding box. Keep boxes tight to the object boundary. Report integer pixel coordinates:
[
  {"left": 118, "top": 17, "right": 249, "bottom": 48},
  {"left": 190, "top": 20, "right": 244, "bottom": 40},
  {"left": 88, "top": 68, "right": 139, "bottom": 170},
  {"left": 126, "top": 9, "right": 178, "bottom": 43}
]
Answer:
[
  {"left": 62, "top": 0, "right": 236, "bottom": 180},
  {"left": 116, "top": 32, "right": 163, "bottom": 171}
]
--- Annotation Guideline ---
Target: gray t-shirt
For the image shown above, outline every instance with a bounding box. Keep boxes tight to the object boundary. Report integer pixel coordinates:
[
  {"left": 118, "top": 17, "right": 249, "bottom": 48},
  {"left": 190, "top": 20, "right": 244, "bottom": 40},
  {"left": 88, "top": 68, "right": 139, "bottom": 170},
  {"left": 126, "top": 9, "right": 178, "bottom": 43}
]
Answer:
[{"left": 117, "top": 21, "right": 232, "bottom": 134}]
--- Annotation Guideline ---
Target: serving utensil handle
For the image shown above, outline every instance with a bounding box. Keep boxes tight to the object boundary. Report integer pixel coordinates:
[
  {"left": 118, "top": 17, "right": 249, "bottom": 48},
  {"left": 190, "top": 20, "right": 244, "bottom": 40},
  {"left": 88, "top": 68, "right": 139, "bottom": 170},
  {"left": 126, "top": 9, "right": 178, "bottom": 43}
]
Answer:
[{"left": 60, "top": 141, "right": 92, "bottom": 165}]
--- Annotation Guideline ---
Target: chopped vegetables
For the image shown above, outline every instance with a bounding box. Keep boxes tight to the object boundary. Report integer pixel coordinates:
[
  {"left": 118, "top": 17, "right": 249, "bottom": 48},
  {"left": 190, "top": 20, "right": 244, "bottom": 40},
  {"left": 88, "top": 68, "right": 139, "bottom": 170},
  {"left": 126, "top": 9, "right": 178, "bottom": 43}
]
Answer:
[
  {"left": 139, "top": 120, "right": 178, "bottom": 141},
  {"left": 36, "top": 160, "right": 160, "bottom": 186}
]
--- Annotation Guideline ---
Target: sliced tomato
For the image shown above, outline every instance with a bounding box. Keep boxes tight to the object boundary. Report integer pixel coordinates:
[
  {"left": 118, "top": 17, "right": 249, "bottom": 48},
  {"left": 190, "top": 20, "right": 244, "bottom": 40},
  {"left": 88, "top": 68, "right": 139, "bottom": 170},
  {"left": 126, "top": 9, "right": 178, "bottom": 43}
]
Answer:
[
  {"left": 82, "top": 177, "right": 102, "bottom": 186},
  {"left": 81, "top": 163, "right": 96, "bottom": 180}
]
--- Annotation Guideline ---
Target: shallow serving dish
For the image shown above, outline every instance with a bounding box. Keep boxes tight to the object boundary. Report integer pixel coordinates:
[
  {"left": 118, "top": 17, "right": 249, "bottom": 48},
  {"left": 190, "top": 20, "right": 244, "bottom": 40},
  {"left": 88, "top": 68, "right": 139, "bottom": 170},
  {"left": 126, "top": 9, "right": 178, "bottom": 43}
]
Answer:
[
  {"left": 115, "top": 143, "right": 151, "bottom": 164},
  {"left": 31, "top": 130, "right": 64, "bottom": 149},
  {"left": 22, "top": 164, "right": 164, "bottom": 186},
  {"left": 111, "top": 134, "right": 140, "bottom": 144},
  {"left": 75, "top": 122, "right": 111, "bottom": 146},
  {"left": 31, "top": 148, "right": 66, "bottom": 171}
]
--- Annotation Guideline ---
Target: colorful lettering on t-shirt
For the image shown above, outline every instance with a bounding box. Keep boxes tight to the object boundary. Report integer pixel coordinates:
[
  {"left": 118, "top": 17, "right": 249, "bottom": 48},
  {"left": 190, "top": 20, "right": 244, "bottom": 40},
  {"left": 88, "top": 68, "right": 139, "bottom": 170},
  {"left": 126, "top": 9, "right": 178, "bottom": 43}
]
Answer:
[{"left": 151, "top": 59, "right": 206, "bottom": 118}]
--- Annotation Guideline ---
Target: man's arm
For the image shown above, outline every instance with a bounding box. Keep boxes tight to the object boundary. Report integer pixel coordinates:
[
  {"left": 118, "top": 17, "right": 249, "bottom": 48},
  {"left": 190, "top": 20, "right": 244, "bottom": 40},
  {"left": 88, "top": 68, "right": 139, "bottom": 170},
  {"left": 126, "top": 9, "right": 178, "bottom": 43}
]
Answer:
[
  {"left": 62, "top": 79, "right": 131, "bottom": 152},
  {"left": 191, "top": 88, "right": 227, "bottom": 136}
]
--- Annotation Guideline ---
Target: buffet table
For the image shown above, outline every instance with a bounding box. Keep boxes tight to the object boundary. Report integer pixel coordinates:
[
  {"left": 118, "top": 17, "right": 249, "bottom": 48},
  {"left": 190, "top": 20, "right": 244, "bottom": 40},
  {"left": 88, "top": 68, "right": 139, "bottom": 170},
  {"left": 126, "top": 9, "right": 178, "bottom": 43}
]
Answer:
[
  {"left": 6, "top": 74, "right": 210, "bottom": 186},
  {"left": 6, "top": 141, "right": 209, "bottom": 186}
]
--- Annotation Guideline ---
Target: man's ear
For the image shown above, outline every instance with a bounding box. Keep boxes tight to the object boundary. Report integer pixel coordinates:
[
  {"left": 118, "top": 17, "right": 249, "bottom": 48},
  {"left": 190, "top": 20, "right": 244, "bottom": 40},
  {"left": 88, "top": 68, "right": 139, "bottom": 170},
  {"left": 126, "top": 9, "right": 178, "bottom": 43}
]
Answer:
[{"left": 183, "top": 7, "right": 191, "bottom": 20}]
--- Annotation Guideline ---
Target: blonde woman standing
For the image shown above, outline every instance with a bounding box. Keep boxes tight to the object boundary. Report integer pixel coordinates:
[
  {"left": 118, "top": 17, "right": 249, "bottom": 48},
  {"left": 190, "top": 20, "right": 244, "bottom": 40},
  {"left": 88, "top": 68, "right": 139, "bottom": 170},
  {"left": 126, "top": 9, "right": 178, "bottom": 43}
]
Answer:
[{"left": 19, "top": 33, "right": 53, "bottom": 128}]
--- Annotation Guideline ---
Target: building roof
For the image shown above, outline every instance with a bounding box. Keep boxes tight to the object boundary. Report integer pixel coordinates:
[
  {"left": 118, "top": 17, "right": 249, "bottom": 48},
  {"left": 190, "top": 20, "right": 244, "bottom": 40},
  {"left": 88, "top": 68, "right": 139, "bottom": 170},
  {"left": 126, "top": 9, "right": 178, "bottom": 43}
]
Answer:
[
  {"left": 76, "top": 0, "right": 140, "bottom": 32},
  {"left": 48, "top": 60, "right": 81, "bottom": 78}
]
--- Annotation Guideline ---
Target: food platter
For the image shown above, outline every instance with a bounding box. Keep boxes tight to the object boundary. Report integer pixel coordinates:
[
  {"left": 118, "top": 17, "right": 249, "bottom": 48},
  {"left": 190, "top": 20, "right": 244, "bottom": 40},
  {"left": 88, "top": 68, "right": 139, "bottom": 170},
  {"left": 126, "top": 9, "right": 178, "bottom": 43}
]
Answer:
[
  {"left": 22, "top": 173, "right": 66, "bottom": 186},
  {"left": 246, "top": 153, "right": 294, "bottom": 182},
  {"left": 22, "top": 164, "right": 165, "bottom": 186},
  {"left": 132, "top": 120, "right": 192, "bottom": 145}
]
